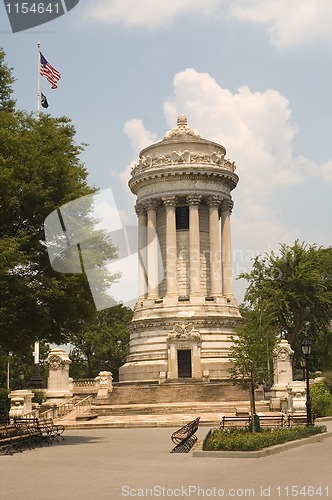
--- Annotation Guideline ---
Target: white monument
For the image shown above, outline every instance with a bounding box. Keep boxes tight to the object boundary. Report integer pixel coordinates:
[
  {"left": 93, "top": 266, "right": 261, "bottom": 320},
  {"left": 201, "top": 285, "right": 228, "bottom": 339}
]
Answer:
[
  {"left": 45, "top": 348, "right": 73, "bottom": 403},
  {"left": 119, "top": 115, "right": 242, "bottom": 382},
  {"left": 270, "top": 339, "right": 306, "bottom": 413}
]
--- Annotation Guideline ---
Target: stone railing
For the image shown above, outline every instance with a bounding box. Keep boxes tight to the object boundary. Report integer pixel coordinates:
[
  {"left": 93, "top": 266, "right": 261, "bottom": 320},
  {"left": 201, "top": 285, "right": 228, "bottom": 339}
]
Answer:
[
  {"left": 72, "top": 379, "right": 98, "bottom": 394},
  {"left": 72, "top": 373, "right": 113, "bottom": 398},
  {"left": 57, "top": 396, "right": 81, "bottom": 417},
  {"left": 75, "top": 396, "right": 92, "bottom": 417},
  {"left": 8, "top": 372, "right": 113, "bottom": 419}
]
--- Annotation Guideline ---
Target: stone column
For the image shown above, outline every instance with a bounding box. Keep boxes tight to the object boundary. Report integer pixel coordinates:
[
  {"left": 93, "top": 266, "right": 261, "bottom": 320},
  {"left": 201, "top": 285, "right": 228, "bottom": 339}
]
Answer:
[
  {"left": 135, "top": 203, "right": 147, "bottom": 302},
  {"left": 208, "top": 196, "right": 222, "bottom": 297},
  {"left": 220, "top": 199, "right": 234, "bottom": 297},
  {"left": 146, "top": 199, "right": 159, "bottom": 299},
  {"left": 187, "top": 195, "right": 202, "bottom": 296},
  {"left": 270, "top": 339, "right": 295, "bottom": 411},
  {"left": 45, "top": 348, "right": 72, "bottom": 404},
  {"left": 162, "top": 196, "right": 177, "bottom": 298}
]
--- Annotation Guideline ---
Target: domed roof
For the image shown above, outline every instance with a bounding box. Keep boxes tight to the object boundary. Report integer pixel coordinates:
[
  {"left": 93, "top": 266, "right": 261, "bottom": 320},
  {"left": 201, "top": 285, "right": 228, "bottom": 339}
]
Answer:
[{"left": 129, "top": 115, "right": 239, "bottom": 195}]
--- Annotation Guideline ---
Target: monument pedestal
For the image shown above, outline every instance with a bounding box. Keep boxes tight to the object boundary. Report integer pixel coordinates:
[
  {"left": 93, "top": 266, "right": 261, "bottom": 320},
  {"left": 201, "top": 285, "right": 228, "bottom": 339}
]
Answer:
[{"left": 45, "top": 348, "right": 72, "bottom": 405}]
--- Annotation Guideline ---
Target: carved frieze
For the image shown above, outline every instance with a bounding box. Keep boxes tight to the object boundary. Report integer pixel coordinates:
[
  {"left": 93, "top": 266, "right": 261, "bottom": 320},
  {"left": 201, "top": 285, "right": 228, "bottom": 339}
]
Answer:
[
  {"left": 170, "top": 149, "right": 190, "bottom": 163},
  {"left": 167, "top": 323, "right": 202, "bottom": 347},
  {"left": 130, "top": 150, "right": 236, "bottom": 176},
  {"left": 129, "top": 316, "right": 242, "bottom": 332}
]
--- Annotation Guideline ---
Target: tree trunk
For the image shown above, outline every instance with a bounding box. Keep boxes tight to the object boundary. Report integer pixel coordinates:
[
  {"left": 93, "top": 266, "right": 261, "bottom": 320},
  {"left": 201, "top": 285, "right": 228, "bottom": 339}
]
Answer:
[{"left": 249, "top": 378, "right": 256, "bottom": 432}]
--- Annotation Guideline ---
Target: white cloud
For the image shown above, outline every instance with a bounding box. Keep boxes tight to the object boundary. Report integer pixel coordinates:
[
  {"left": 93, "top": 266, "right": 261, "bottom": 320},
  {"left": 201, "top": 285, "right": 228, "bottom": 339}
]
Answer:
[
  {"left": 84, "top": 0, "right": 222, "bottom": 28},
  {"left": 320, "top": 159, "right": 332, "bottom": 182},
  {"left": 123, "top": 119, "right": 157, "bottom": 153},
  {"left": 119, "top": 119, "right": 157, "bottom": 194},
  {"left": 230, "top": 0, "right": 332, "bottom": 49},
  {"left": 84, "top": 0, "right": 332, "bottom": 49},
  {"left": 164, "top": 68, "right": 298, "bottom": 189}
]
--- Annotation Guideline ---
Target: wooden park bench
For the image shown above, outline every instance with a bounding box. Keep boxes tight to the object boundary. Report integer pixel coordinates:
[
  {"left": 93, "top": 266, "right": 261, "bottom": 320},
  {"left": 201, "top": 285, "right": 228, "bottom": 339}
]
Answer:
[
  {"left": 1, "top": 417, "right": 65, "bottom": 455},
  {"left": 220, "top": 415, "right": 252, "bottom": 429},
  {"left": 221, "top": 413, "right": 289, "bottom": 430},
  {"left": 15, "top": 417, "right": 65, "bottom": 444},
  {"left": 0, "top": 421, "right": 40, "bottom": 455},
  {"left": 35, "top": 418, "right": 65, "bottom": 442},
  {"left": 170, "top": 417, "right": 200, "bottom": 453},
  {"left": 257, "top": 414, "right": 287, "bottom": 427},
  {"left": 286, "top": 414, "right": 314, "bottom": 426}
]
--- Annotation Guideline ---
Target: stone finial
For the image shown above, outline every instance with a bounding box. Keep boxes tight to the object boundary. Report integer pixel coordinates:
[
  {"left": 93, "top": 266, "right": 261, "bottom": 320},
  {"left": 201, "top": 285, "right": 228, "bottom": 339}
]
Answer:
[
  {"left": 163, "top": 115, "right": 201, "bottom": 140},
  {"left": 177, "top": 114, "right": 187, "bottom": 126}
]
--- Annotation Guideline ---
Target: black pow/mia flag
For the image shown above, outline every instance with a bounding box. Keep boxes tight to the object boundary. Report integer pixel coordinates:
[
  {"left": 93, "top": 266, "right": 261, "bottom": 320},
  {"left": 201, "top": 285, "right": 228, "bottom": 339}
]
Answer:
[{"left": 41, "top": 93, "right": 49, "bottom": 108}]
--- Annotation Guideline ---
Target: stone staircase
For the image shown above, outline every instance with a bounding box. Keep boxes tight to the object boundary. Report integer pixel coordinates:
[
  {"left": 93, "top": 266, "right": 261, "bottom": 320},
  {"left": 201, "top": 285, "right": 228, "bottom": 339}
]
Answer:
[
  {"left": 92, "top": 401, "right": 269, "bottom": 417},
  {"left": 89, "top": 380, "right": 269, "bottom": 417},
  {"left": 106, "top": 380, "right": 249, "bottom": 405}
]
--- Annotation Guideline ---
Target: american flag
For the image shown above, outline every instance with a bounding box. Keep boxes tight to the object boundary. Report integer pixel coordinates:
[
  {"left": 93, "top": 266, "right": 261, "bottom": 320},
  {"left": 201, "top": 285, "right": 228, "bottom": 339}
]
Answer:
[{"left": 40, "top": 52, "right": 61, "bottom": 89}]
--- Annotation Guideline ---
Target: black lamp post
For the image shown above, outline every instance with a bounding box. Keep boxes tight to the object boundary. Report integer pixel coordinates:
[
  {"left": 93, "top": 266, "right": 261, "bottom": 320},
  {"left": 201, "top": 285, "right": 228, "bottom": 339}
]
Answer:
[
  {"left": 301, "top": 337, "right": 313, "bottom": 426},
  {"left": 300, "top": 358, "right": 306, "bottom": 381}
]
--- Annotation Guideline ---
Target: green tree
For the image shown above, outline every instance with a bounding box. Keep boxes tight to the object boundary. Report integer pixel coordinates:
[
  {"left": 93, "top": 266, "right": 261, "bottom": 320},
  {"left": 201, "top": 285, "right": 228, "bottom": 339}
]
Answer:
[
  {"left": 0, "top": 48, "right": 15, "bottom": 112},
  {"left": 239, "top": 241, "right": 332, "bottom": 353},
  {"left": 69, "top": 305, "right": 133, "bottom": 381},
  {"left": 310, "top": 382, "right": 332, "bottom": 417},
  {"left": 229, "top": 309, "right": 276, "bottom": 426},
  {"left": 0, "top": 48, "right": 117, "bottom": 357}
]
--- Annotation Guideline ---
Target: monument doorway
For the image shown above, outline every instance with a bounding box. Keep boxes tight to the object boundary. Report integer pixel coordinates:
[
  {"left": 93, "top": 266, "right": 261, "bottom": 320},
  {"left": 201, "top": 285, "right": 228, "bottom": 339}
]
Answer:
[{"left": 177, "top": 350, "right": 192, "bottom": 378}]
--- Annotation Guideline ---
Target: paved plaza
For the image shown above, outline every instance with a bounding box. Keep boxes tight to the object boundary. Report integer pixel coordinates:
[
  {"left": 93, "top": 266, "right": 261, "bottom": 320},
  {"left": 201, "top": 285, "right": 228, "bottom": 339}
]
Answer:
[{"left": 1, "top": 421, "right": 332, "bottom": 500}]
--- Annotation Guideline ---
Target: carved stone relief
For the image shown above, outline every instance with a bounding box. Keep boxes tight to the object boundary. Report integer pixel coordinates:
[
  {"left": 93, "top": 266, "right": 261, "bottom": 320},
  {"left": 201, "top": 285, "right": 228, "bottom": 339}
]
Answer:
[{"left": 131, "top": 150, "right": 236, "bottom": 176}]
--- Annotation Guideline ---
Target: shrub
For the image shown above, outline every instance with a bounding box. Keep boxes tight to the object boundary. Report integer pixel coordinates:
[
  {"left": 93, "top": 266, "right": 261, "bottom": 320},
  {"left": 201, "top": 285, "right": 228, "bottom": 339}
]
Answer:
[
  {"left": 32, "top": 389, "right": 46, "bottom": 405},
  {"left": 322, "top": 371, "right": 332, "bottom": 394},
  {"left": 310, "top": 382, "right": 332, "bottom": 417},
  {"left": 203, "top": 426, "right": 327, "bottom": 451}
]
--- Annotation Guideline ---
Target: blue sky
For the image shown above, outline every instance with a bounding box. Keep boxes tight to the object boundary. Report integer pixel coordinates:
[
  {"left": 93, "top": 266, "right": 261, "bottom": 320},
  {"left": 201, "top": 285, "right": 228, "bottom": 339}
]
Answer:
[{"left": 1, "top": 0, "right": 332, "bottom": 301}]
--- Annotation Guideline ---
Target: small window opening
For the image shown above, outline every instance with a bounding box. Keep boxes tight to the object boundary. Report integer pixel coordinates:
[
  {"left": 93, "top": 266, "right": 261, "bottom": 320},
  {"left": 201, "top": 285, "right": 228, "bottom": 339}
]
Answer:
[{"left": 176, "top": 206, "right": 189, "bottom": 230}]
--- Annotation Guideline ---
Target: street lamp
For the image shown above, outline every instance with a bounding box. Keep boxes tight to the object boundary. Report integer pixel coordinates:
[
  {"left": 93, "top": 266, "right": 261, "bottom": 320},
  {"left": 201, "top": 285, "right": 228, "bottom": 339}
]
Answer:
[
  {"left": 301, "top": 337, "right": 313, "bottom": 426},
  {"left": 7, "top": 351, "right": 12, "bottom": 390}
]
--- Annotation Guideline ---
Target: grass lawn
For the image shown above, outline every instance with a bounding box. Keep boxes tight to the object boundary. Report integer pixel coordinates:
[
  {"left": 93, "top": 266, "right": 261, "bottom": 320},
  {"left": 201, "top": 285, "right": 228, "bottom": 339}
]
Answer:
[{"left": 203, "top": 425, "right": 327, "bottom": 452}]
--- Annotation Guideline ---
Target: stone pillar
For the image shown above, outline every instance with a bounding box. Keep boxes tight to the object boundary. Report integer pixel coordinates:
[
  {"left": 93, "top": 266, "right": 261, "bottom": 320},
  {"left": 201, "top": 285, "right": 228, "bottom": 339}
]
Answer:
[
  {"left": 220, "top": 199, "right": 234, "bottom": 297},
  {"left": 287, "top": 382, "right": 306, "bottom": 413},
  {"left": 9, "top": 390, "right": 34, "bottom": 419},
  {"left": 163, "top": 196, "right": 177, "bottom": 299},
  {"left": 270, "top": 339, "right": 294, "bottom": 411},
  {"left": 95, "top": 371, "right": 113, "bottom": 401},
  {"left": 146, "top": 200, "right": 159, "bottom": 299},
  {"left": 273, "top": 339, "right": 294, "bottom": 387},
  {"left": 135, "top": 203, "right": 147, "bottom": 301},
  {"left": 208, "top": 196, "right": 222, "bottom": 297},
  {"left": 187, "top": 195, "right": 202, "bottom": 297},
  {"left": 45, "top": 348, "right": 72, "bottom": 404}
]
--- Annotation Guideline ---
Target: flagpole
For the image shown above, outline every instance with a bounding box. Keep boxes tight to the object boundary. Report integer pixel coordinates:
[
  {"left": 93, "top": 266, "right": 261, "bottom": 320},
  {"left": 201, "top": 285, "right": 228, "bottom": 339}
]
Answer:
[{"left": 37, "top": 41, "right": 41, "bottom": 120}]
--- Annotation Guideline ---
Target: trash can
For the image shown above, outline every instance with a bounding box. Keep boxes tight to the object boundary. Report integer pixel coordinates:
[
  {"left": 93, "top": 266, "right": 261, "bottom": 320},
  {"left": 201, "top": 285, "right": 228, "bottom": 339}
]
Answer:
[{"left": 253, "top": 414, "right": 261, "bottom": 432}]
